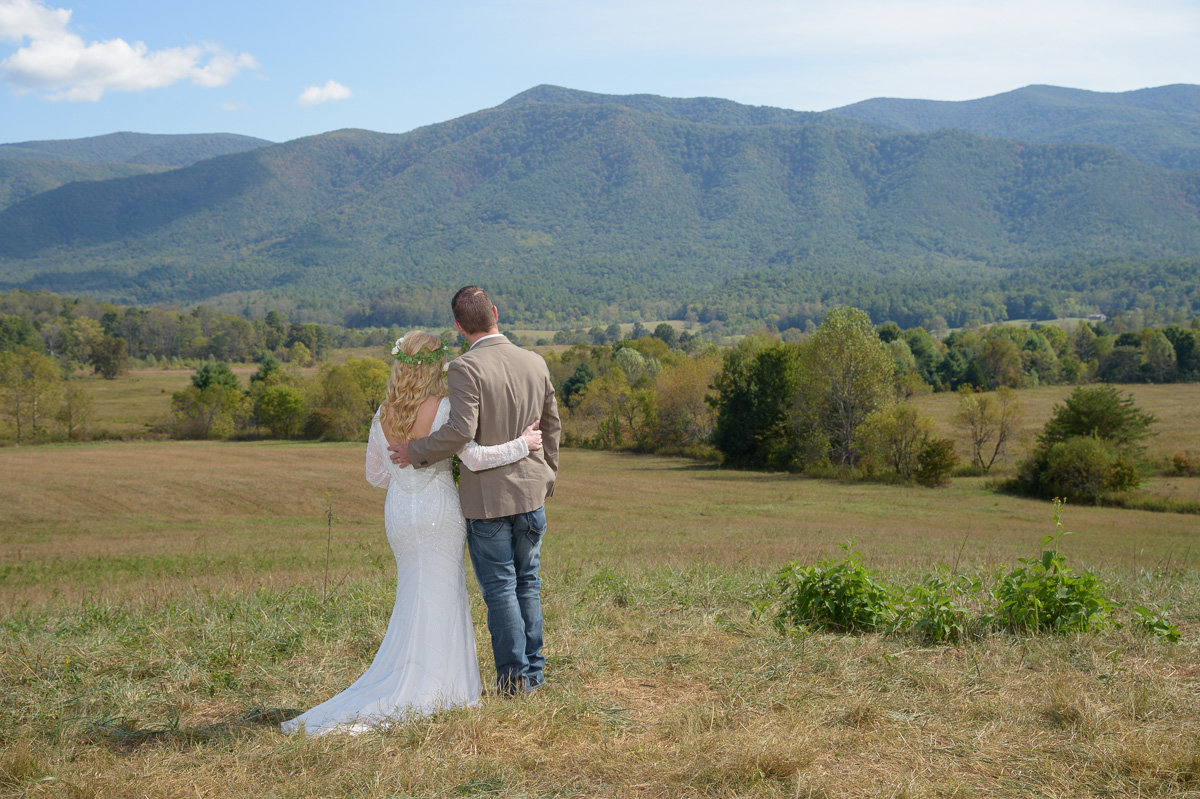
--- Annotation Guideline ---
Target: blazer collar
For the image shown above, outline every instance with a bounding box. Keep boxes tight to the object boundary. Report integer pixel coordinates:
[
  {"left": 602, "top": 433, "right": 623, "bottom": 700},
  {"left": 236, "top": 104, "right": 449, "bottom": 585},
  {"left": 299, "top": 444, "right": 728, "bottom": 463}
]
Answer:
[{"left": 469, "top": 334, "right": 508, "bottom": 350}]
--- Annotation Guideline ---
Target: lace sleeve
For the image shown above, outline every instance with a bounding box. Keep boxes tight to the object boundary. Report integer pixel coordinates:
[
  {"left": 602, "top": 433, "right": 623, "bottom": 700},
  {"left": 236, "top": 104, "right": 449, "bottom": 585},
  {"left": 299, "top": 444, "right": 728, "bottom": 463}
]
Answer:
[
  {"left": 458, "top": 436, "right": 530, "bottom": 472},
  {"left": 365, "top": 412, "right": 392, "bottom": 489}
]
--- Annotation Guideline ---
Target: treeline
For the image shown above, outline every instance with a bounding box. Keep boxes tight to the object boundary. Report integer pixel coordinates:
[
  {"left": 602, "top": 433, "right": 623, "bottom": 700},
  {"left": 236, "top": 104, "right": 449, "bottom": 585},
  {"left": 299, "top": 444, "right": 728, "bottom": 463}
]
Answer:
[
  {"left": 930, "top": 318, "right": 1200, "bottom": 389},
  {"left": 0, "top": 289, "right": 406, "bottom": 375},
  {"left": 167, "top": 356, "right": 394, "bottom": 442},
  {"left": 166, "top": 324, "right": 723, "bottom": 450}
]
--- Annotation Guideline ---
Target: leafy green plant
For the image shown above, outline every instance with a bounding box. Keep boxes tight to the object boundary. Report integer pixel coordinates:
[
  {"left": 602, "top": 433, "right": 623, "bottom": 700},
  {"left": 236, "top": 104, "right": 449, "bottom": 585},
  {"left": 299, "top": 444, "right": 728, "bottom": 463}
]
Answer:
[
  {"left": 993, "top": 500, "right": 1115, "bottom": 633},
  {"left": 1129, "top": 603, "right": 1181, "bottom": 642},
  {"left": 897, "top": 565, "right": 984, "bottom": 644},
  {"left": 764, "top": 543, "right": 896, "bottom": 634}
]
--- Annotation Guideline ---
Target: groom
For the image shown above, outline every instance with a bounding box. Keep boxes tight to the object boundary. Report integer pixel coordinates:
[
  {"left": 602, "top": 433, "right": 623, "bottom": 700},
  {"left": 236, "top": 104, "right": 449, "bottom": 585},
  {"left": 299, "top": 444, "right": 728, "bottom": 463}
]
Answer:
[{"left": 389, "top": 286, "right": 560, "bottom": 694}]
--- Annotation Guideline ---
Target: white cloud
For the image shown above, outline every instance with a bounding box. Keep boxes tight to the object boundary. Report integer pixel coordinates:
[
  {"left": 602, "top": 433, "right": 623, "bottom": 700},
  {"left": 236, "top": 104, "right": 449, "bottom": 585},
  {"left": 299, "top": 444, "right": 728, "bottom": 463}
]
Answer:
[
  {"left": 0, "top": 0, "right": 69, "bottom": 42},
  {"left": 192, "top": 48, "right": 259, "bottom": 89},
  {"left": 221, "top": 101, "right": 248, "bottom": 112},
  {"left": 298, "top": 79, "right": 351, "bottom": 107},
  {"left": 0, "top": 0, "right": 258, "bottom": 101}
]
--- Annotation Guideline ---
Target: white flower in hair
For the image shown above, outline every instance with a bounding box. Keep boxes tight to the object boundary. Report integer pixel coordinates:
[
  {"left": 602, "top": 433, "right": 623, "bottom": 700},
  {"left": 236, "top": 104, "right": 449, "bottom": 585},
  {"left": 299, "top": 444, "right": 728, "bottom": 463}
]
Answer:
[{"left": 390, "top": 336, "right": 405, "bottom": 356}]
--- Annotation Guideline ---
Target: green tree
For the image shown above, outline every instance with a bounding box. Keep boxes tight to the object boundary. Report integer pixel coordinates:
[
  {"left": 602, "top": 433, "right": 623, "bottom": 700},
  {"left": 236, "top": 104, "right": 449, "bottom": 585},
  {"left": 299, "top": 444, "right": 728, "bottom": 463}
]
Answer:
[
  {"left": 249, "top": 355, "right": 284, "bottom": 385},
  {"left": 1038, "top": 385, "right": 1157, "bottom": 455},
  {"left": 256, "top": 384, "right": 307, "bottom": 439},
  {"left": 800, "top": 308, "right": 895, "bottom": 466},
  {"left": 56, "top": 382, "right": 94, "bottom": 440},
  {"left": 1071, "top": 321, "right": 1098, "bottom": 362},
  {"left": 1143, "top": 331, "right": 1177, "bottom": 383},
  {"left": 560, "top": 362, "right": 595, "bottom": 409},
  {"left": 651, "top": 354, "right": 721, "bottom": 447},
  {"left": 90, "top": 335, "right": 130, "bottom": 379},
  {"left": 574, "top": 368, "right": 632, "bottom": 447},
  {"left": 653, "top": 323, "right": 679, "bottom": 349},
  {"left": 978, "top": 336, "right": 1023, "bottom": 389},
  {"left": 860, "top": 404, "right": 934, "bottom": 481},
  {"left": 192, "top": 361, "right": 243, "bottom": 392},
  {"left": 287, "top": 341, "right": 314, "bottom": 366},
  {"left": 950, "top": 386, "right": 1021, "bottom": 472},
  {"left": 1100, "top": 345, "right": 1142, "bottom": 383},
  {"left": 0, "top": 347, "right": 63, "bottom": 442},
  {"left": 263, "top": 310, "right": 288, "bottom": 350},
  {"left": 171, "top": 384, "right": 247, "bottom": 439},
  {"left": 710, "top": 336, "right": 805, "bottom": 470},
  {"left": 309, "top": 359, "right": 387, "bottom": 440},
  {"left": 0, "top": 315, "right": 40, "bottom": 353}
]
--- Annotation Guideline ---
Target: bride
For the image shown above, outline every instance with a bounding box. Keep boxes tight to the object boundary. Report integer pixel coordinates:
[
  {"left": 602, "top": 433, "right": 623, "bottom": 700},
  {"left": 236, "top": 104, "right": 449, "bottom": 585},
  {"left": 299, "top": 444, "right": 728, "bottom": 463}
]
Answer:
[{"left": 282, "top": 330, "right": 541, "bottom": 735}]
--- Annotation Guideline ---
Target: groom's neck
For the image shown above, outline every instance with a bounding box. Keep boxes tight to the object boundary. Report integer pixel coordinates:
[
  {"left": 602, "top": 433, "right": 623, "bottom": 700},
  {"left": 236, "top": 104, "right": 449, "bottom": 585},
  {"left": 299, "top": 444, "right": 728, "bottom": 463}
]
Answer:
[{"left": 464, "top": 327, "right": 500, "bottom": 346}]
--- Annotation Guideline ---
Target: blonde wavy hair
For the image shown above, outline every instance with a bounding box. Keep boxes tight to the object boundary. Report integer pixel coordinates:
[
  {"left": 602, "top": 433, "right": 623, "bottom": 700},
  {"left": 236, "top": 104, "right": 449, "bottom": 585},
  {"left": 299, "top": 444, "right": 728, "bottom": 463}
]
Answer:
[{"left": 381, "top": 330, "right": 448, "bottom": 442}]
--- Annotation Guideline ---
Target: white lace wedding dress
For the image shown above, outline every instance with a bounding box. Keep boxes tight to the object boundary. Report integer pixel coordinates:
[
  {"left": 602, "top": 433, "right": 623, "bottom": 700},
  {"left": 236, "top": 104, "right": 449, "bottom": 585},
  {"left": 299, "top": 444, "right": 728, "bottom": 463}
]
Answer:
[{"left": 282, "top": 398, "right": 530, "bottom": 736}]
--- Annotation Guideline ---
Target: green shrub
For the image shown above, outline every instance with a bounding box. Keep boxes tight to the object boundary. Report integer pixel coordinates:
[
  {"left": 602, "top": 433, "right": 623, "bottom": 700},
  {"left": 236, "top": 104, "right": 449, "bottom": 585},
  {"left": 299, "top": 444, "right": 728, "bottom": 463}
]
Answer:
[
  {"left": 1040, "top": 436, "right": 1139, "bottom": 503},
  {"left": 915, "top": 437, "right": 958, "bottom": 487},
  {"left": 897, "top": 565, "right": 984, "bottom": 644},
  {"left": 763, "top": 543, "right": 896, "bottom": 634},
  {"left": 992, "top": 501, "right": 1115, "bottom": 633}
]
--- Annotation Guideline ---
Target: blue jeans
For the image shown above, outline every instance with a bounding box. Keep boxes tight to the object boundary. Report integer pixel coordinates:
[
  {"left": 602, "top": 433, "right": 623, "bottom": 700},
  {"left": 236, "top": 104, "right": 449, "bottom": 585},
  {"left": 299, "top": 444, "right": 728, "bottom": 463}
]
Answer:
[{"left": 466, "top": 506, "right": 546, "bottom": 693}]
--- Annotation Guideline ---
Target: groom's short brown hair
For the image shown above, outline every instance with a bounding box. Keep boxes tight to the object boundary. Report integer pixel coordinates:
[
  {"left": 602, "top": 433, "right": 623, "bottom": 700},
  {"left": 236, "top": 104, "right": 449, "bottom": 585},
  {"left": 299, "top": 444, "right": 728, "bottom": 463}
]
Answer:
[{"left": 452, "top": 286, "right": 496, "bottom": 334}]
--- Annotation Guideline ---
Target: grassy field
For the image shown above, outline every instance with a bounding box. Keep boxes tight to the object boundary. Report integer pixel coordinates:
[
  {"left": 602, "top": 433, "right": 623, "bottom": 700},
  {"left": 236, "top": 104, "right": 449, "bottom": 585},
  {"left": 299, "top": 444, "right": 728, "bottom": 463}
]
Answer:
[
  {"left": 912, "top": 383, "right": 1200, "bottom": 465},
  {"left": 2, "top": 443, "right": 1199, "bottom": 797}
]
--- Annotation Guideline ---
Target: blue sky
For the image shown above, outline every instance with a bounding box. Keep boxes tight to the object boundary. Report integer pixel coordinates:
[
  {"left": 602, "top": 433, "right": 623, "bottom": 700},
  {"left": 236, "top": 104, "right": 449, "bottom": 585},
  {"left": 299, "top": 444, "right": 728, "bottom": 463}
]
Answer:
[{"left": 2, "top": 0, "right": 1199, "bottom": 145}]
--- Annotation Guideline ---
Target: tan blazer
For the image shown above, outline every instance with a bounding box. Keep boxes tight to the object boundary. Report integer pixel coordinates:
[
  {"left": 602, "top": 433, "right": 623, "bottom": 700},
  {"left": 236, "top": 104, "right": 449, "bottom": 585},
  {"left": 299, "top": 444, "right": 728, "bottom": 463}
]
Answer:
[{"left": 408, "top": 336, "right": 560, "bottom": 519}]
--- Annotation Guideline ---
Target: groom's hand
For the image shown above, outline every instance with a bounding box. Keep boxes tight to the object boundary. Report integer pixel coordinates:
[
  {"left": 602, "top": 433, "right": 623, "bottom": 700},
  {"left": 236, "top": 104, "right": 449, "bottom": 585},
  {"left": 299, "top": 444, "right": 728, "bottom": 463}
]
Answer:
[{"left": 389, "top": 440, "right": 411, "bottom": 467}]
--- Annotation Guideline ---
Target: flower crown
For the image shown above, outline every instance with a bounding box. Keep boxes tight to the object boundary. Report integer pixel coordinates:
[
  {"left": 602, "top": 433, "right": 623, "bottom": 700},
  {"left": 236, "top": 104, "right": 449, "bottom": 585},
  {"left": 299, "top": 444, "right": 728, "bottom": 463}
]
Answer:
[{"left": 391, "top": 335, "right": 451, "bottom": 366}]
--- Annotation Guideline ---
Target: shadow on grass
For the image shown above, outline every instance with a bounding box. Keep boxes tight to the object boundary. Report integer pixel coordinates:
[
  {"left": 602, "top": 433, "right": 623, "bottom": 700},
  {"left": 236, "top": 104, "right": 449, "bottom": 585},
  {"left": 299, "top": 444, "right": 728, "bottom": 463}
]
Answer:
[{"left": 80, "top": 707, "right": 302, "bottom": 750}]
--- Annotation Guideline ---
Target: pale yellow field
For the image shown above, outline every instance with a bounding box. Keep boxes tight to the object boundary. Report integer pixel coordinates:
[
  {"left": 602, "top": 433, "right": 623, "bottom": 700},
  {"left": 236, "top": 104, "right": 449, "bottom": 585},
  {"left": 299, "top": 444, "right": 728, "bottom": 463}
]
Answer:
[
  {"left": 2, "top": 445, "right": 1197, "bottom": 610},
  {"left": 912, "top": 383, "right": 1200, "bottom": 463},
  {"left": 2, "top": 445, "right": 1199, "bottom": 797}
]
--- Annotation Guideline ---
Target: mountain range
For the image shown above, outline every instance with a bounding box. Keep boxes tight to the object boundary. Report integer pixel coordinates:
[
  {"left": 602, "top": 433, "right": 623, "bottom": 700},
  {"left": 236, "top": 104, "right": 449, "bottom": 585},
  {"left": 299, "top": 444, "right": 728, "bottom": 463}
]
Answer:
[
  {"left": 830, "top": 84, "right": 1200, "bottom": 170},
  {"left": 0, "top": 85, "right": 1197, "bottom": 328}
]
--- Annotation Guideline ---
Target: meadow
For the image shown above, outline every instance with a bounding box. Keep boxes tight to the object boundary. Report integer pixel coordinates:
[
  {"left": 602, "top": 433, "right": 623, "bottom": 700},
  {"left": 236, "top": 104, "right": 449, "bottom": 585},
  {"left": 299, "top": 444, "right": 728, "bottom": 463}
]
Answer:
[{"left": 2, "top": 437, "right": 1199, "bottom": 797}]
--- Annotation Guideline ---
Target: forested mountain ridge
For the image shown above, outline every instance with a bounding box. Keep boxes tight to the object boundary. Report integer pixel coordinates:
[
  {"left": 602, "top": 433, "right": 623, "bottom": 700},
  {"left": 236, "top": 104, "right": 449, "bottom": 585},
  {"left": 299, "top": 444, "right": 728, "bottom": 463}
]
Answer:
[
  {"left": 0, "top": 158, "right": 168, "bottom": 211},
  {"left": 1, "top": 87, "right": 1199, "bottom": 327},
  {"left": 829, "top": 84, "right": 1200, "bottom": 169},
  {"left": 0, "top": 132, "right": 276, "bottom": 213},
  {"left": 0, "top": 131, "right": 275, "bottom": 167}
]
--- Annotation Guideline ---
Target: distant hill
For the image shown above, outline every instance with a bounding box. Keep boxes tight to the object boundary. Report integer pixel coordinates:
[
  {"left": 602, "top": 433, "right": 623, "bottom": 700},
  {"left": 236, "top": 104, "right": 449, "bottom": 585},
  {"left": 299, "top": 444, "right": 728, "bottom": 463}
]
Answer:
[
  {"left": 0, "top": 158, "right": 167, "bottom": 211},
  {"left": 502, "top": 84, "right": 861, "bottom": 128},
  {"left": 0, "top": 87, "right": 1198, "bottom": 326},
  {"left": 0, "top": 131, "right": 275, "bottom": 168},
  {"left": 829, "top": 84, "right": 1200, "bottom": 169}
]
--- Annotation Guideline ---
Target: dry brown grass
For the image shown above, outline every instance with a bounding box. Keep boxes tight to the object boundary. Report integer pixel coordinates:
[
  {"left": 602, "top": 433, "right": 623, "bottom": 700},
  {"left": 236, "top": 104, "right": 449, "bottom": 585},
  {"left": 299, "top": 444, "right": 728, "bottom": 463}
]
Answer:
[{"left": 2, "top": 445, "right": 1198, "bottom": 797}]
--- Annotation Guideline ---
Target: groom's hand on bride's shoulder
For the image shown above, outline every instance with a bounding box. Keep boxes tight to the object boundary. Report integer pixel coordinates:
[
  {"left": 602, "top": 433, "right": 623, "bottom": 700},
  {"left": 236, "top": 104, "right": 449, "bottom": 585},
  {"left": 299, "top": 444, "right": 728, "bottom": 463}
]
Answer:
[{"left": 389, "top": 440, "right": 411, "bottom": 467}]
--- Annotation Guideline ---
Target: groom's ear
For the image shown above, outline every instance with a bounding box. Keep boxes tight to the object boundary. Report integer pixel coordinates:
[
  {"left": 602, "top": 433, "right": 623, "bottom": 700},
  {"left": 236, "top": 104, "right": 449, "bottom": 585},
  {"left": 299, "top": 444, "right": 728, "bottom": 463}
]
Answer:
[{"left": 491, "top": 305, "right": 498, "bottom": 323}]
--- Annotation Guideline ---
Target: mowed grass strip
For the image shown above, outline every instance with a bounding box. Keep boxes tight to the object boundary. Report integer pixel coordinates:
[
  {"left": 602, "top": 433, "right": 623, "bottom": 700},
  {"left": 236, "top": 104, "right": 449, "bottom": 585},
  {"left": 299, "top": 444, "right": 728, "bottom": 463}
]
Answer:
[
  {"left": 2, "top": 445, "right": 1199, "bottom": 797},
  {"left": 3, "top": 446, "right": 1199, "bottom": 606}
]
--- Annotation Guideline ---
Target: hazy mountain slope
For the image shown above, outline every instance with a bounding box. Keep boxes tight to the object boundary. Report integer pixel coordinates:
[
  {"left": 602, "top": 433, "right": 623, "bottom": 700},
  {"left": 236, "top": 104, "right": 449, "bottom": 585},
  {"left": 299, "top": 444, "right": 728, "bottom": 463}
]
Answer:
[
  {"left": 0, "top": 87, "right": 1198, "bottom": 322},
  {"left": 0, "top": 132, "right": 275, "bottom": 168},
  {"left": 829, "top": 84, "right": 1200, "bottom": 169},
  {"left": 0, "top": 158, "right": 167, "bottom": 211}
]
